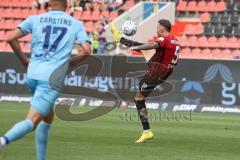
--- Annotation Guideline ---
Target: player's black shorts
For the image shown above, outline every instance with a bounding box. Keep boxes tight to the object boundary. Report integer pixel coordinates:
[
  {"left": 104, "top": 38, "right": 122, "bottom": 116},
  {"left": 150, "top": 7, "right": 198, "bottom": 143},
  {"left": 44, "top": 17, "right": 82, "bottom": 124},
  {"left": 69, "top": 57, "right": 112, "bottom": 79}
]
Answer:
[{"left": 138, "top": 70, "right": 173, "bottom": 97}]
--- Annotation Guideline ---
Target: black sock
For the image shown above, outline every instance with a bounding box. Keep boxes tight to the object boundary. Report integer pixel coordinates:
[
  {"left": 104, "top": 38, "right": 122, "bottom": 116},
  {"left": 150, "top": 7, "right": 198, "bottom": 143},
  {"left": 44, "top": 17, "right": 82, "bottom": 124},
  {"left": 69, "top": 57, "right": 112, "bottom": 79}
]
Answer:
[
  {"left": 135, "top": 100, "right": 150, "bottom": 130},
  {"left": 120, "top": 37, "right": 144, "bottom": 47}
]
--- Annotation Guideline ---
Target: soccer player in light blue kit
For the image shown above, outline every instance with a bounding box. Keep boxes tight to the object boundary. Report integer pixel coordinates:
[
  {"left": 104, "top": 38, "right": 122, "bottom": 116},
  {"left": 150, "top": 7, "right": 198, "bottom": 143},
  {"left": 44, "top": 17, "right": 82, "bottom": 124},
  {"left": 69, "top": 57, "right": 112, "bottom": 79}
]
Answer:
[{"left": 0, "top": 0, "right": 91, "bottom": 159}]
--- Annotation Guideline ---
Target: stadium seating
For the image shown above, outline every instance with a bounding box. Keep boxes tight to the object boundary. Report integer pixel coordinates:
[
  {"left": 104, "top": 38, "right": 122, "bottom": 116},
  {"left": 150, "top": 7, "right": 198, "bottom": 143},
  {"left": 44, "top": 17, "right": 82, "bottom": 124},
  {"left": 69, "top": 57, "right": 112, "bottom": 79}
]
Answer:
[
  {"left": 121, "top": 0, "right": 135, "bottom": 11},
  {"left": 214, "top": 24, "right": 224, "bottom": 37},
  {"left": 216, "top": 1, "right": 226, "bottom": 12},
  {"left": 84, "top": 21, "right": 94, "bottom": 32},
  {"left": 197, "top": 0, "right": 207, "bottom": 12},
  {"left": 204, "top": 23, "right": 214, "bottom": 36},
  {"left": 186, "top": 1, "right": 197, "bottom": 12},
  {"left": 0, "top": 0, "right": 136, "bottom": 53},
  {"left": 211, "top": 12, "right": 220, "bottom": 24},
  {"left": 230, "top": 12, "right": 239, "bottom": 24},
  {"left": 109, "top": 11, "right": 119, "bottom": 21},
  {"left": 101, "top": 10, "right": 110, "bottom": 18},
  {"left": 201, "top": 48, "right": 212, "bottom": 59},
  {"left": 233, "top": 26, "right": 240, "bottom": 37},
  {"left": 179, "top": 47, "right": 191, "bottom": 58},
  {"left": 200, "top": 12, "right": 210, "bottom": 23},
  {"left": 197, "top": 36, "right": 208, "bottom": 48},
  {"left": 0, "top": 0, "right": 239, "bottom": 60},
  {"left": 80, "top": 10, "right": 91, "bottom": 21},
  {"left": 176, "top": 0, "right": 187, "bottom": 12},
  {"left": 173, "top": 0, "right": 240, "bottom": 60},
  {"left": 232, "top": 49, "right": 240, "bottom": 58},
  {"left": 177, "top": 0, "right": 226, "bottom": 13},
  {"left": 90, "top": 11, "right": 101, "bottom": 21},
  {"left": 74, "top": 11, "right": 82, "bottom": 20}
]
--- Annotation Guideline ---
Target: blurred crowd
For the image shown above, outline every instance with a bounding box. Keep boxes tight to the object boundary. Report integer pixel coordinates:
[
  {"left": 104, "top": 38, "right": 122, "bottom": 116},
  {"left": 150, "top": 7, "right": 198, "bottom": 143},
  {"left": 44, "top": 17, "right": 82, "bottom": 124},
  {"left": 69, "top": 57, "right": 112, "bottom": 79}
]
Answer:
[
  {"left": 68, "top": 0, "right": 125, "bottom": 13},
  {"left": 32, "top": 0, "right": 125, "bottom": 13},
  {"left": 91, "top": 16, "right": 108, "bottom": 54},
  {"left": 32, "top": 0, "right": 127, "bottom": 54}
]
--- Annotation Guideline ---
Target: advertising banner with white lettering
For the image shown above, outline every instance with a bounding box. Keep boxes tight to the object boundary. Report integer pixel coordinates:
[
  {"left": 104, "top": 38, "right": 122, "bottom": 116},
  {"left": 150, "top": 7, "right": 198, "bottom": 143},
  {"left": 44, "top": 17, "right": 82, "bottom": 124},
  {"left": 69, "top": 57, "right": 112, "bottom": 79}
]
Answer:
[{"left": 0, "top": 53, "right": 239, "bottom": 113}]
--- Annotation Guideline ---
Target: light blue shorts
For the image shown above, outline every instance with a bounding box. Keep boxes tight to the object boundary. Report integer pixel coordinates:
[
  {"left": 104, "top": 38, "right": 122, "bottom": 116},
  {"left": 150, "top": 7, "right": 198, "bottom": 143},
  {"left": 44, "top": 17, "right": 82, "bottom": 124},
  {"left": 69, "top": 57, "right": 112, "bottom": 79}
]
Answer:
[{"left": 27, "top": 79, "right": 60, "bottom": 117}]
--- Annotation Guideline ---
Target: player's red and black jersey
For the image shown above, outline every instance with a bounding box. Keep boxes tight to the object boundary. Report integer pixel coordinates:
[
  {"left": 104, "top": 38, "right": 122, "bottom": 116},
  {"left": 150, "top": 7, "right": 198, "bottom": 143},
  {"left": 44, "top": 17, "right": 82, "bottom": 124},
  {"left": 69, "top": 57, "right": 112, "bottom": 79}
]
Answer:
[{"left": 146, "top": 34, "right": 180, "bottom": 81}]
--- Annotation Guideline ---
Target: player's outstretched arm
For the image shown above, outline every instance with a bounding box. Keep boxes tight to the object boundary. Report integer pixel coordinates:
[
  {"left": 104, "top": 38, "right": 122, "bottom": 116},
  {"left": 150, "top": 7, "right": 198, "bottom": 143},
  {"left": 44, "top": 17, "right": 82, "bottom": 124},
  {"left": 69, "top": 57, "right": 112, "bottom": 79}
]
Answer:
[
  {"left": 130, "top": 42, "right": 159, "bottom": 51},
  {"left": 6, "top": 28, "right": 29, "bottom": 70},
  {"left": 119, "top": 37, "right": 144, "bottom": 47},
  {"left": 128, "top": 42, "right": 159, "bottom": 62},
  {"left": 68, "top": 42, "right": 92, "bottom": 72}
]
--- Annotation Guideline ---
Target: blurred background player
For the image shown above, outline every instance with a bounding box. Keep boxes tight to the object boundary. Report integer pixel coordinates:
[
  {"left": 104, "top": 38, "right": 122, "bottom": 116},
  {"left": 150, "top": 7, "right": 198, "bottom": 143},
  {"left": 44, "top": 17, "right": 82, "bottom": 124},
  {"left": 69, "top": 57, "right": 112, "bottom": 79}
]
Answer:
[
  {"left": 0, "top": 0, "right": 91, "bottom": 160},
  {"left": 32, "top": 0, "right": 49, "bottom": 10},
  {"left": 112, "top": 19, "right": 180, "bottom": 143}
]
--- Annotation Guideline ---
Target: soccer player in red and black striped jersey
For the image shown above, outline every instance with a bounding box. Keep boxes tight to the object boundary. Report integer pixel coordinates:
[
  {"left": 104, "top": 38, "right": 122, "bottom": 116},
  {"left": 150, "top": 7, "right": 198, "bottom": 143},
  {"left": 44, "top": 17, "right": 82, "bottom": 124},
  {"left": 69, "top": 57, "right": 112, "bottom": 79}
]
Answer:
[{"left": 118, "top": 19, "right": 180, "bottom": 143}]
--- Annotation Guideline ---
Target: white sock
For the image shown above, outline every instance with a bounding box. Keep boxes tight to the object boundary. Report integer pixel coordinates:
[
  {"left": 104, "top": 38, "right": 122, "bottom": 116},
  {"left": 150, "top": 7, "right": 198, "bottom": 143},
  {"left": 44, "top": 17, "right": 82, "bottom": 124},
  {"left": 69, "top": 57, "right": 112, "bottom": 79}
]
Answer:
[
  {"left": 144, "top": 129, "right": 151, "bottom": 133},
  {"left": 0, "top": 137, "right": 6, "bottom": 147}
]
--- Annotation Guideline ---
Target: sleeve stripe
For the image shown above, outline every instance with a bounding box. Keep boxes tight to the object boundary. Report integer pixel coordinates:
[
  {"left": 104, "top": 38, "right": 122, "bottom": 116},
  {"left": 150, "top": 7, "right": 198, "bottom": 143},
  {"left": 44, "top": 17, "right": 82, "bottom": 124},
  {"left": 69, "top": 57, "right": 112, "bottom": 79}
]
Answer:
[{"left": 17, "top": 27, "right": 25, "bottom": 34}]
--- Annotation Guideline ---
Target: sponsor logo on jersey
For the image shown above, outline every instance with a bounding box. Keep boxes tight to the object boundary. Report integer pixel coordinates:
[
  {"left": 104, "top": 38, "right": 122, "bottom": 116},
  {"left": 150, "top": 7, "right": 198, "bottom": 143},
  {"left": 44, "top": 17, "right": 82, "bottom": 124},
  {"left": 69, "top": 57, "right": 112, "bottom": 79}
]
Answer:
[{"left": 158, "top": 37, "right": 164, "bottom": 41}]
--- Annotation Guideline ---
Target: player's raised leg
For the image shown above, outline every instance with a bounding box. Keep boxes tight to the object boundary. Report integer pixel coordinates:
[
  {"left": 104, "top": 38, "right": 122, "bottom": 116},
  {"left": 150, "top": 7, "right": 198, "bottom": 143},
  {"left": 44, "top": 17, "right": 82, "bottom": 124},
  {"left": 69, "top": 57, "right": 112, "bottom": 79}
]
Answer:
[
  {"left": 111, "top": 22, "right": 122, "bottom": 43},
  {"left": 36, "top": 110, "right": 54, "bottom": 160},
  {"left": 0, "top": 108, "right": 43, "bottom": 150},
  {"left": 111, "top": 23, "right": 144, "bottom": 47}
]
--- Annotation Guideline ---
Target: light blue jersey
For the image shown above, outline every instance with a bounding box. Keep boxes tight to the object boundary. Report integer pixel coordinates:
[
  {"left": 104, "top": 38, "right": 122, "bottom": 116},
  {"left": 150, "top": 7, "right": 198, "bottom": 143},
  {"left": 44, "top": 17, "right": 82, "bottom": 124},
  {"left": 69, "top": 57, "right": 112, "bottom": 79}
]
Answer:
[
  {"left": 17, "top": 10, "right": 90, "bottom": 116},
  {"left": 18, "top": 10, "right": 90, "bottom": 83}
]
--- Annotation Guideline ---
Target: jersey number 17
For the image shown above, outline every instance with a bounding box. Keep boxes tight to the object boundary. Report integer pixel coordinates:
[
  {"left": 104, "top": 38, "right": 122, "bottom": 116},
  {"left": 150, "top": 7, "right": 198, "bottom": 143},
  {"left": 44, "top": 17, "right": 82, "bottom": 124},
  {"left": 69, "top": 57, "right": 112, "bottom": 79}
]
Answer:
[{"left": 42, "top": 25, "right": 67, "bottom": 53}]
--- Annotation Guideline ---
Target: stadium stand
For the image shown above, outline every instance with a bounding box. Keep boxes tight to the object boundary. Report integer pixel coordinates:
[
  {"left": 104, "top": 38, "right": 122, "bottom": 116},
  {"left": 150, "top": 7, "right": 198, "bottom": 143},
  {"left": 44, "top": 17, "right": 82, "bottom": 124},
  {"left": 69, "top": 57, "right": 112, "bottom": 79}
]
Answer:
[
  {"left": 0, "top": 0, "right": 239, "bottom": 60},
  {"left": 0, "top": 0, "right": 135, "bottom": 52},
  {"left": 175, "top": 0, "right": 240, "bottom": 60}
]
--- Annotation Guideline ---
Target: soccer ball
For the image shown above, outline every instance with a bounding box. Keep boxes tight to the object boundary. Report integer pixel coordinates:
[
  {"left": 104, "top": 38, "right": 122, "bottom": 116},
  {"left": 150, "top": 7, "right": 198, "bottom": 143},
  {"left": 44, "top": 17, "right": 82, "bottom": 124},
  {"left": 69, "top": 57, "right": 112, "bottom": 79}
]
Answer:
[{"left": 121, "top": 20, "right": 137, "bottom": 36}]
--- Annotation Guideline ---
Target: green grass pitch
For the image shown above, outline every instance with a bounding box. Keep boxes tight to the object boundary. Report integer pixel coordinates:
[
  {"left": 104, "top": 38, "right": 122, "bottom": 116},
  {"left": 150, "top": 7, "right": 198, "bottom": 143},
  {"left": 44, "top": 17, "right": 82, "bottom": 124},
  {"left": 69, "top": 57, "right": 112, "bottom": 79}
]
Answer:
[{"left": 0, "top": 102, "right": 240, "bottom": 160}]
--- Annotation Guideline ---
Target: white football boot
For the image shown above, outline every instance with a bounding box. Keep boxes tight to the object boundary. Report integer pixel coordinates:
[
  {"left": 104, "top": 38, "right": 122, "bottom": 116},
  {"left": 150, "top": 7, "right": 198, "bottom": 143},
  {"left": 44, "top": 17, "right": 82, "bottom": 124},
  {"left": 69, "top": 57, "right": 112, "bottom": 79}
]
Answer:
[{"left": 0, "top": 137, "right": 6, "bottom": 151}]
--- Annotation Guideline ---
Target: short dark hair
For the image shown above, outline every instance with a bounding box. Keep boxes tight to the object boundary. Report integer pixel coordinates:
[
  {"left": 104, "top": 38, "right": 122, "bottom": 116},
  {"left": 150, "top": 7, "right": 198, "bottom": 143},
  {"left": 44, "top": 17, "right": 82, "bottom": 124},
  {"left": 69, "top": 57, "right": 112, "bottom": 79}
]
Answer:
[
  {"left": 49, "top": 0, "right": 68, "bottom": 8},
  {"left": 158, "top": 19, "right": 171, "bottom": 32}
]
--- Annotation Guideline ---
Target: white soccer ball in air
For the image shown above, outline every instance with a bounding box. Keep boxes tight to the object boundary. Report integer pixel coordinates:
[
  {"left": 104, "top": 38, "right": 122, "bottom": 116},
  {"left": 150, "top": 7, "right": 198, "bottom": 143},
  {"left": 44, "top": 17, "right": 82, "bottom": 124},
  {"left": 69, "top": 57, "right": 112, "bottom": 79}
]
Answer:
[{"left": 121, "top": 20, "right": 137, "bottom": 36}]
